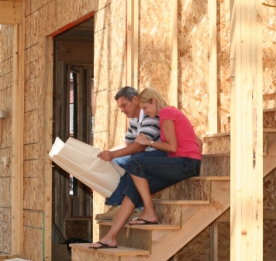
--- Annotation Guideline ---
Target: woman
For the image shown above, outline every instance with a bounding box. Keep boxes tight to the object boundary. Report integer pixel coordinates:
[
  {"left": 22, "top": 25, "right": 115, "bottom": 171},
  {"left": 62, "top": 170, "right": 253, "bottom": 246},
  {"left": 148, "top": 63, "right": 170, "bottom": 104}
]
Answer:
[{"left": 89, "top": 88, "right": 201, "bottom": 249}]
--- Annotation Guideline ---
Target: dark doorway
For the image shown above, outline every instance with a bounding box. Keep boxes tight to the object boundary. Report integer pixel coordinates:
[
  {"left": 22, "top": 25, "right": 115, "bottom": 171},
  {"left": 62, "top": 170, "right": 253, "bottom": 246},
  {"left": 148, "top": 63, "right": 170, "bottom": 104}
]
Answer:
[{"left": 52, "top": 17, "right": 94, "bottom": 246}]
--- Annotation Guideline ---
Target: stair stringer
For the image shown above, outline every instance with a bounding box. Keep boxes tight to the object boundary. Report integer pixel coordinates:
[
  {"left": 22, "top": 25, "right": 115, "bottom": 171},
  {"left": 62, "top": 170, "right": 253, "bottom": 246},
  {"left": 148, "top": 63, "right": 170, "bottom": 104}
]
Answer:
[{"left": 121, "top": 180, "right": 230, "bottom": 261}]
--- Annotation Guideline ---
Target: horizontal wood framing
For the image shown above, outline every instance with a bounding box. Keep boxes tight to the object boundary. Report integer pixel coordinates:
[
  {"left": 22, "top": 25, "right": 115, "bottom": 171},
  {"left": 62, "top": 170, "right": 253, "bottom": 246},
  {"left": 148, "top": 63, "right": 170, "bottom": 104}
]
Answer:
[{"left": 0, "top": 1, "right": 22, "bottom": 25}]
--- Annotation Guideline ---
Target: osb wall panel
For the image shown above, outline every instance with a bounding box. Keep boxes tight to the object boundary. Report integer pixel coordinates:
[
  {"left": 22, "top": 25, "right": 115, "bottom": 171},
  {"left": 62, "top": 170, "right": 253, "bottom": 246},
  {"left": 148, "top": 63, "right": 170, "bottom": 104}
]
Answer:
[
  {"left": 263, "top": 3, "right": 276, "bottom": 96},
  {"left": 264, "top": 169, "right": 276, "bottom": 210},
  {"left": 178, "top": 0, "right": 209, "bottom": 136},
  {"left": 23, "top": 226, "right": 43, "bottom": 261},
  {"left": 0, "top": 208, "right": 11, "bottom": 254},
  {"left": 218, "top": 1, "right": 231, "bottom": 133},
  {"left": 0, "top": 147, "right": 12, "bottom": 177},
  {"left": 264, "top": 220, "right": 276, "bottom": 261},
  {"left": 264, "top": 111, "right": 276, "bottom": 128},
  {"left": 139, "top": 0, "right": 172, "bottom": 97},
  {"left": 172, "top": 227, "right": 210, "bottom": 261},
  {"left": 218, "top": 222, "right": 230, "bottom": 261}
]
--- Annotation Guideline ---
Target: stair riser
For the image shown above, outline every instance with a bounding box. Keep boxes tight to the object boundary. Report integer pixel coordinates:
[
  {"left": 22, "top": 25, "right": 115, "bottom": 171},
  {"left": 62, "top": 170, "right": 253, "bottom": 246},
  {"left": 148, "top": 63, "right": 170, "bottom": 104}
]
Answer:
[
  {"left": 201, "top": 156, "right": 230, "bottom": 176},
  {"left": 72, "top": 247, "right": 120, "bottom": 261},
  {"left": 100, "top": 224, "right": 152, "bottom": 250},
  {"left": 152, "top": 179, "right": 211, "bottom": 201}
]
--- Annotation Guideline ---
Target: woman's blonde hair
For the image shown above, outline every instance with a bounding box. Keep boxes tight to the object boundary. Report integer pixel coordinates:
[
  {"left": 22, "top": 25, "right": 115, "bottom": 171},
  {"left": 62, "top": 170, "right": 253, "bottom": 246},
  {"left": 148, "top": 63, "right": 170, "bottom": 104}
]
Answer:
[{"left": 138, "top": 88, "right": 168, "bottom": 110}]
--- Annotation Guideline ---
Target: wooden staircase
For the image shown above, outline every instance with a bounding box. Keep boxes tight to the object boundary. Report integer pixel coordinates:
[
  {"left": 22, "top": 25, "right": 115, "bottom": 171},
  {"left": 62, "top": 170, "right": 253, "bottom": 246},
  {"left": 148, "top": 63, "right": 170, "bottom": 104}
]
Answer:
[{"left": 70, "top": 128, "right": 276, "bottom": 261}]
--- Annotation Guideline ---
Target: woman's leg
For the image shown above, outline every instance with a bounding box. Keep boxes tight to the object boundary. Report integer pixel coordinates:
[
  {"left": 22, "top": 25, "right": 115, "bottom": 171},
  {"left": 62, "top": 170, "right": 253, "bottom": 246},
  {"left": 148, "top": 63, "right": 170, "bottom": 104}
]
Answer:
[
  {"left": 90, "top": 196, "right": 135, "bottom": 248},
  {"left": 128, "top": 175, "right": 158, "bottom": 224}
]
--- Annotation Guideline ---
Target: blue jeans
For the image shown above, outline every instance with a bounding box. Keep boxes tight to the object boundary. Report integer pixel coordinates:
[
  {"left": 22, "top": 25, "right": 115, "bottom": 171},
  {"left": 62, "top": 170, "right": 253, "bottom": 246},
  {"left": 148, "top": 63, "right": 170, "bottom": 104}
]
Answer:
[
  {"left": 105, "top": 150, "right": 167, "bottom": 207},
  {"left": 125, "top": 156, "right": 201, "bottom": 206}
]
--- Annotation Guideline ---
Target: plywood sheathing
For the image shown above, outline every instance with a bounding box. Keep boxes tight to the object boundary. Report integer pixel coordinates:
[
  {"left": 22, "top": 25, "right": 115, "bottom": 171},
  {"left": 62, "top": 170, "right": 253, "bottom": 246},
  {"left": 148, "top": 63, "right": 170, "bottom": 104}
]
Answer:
[
  {"left": 23, "top": 210, "right": 43, "bottom": 261},
  {"left": 171, "top": 227, "right": 210, "bottom": 261},
  {"left": 263, "top": 3, "right": 276, "bottom": 96},
  {"left": 177, "top": 0, "right": 209, "bottom": 137},
  {"left": 139, "top": 0, "right": 172, "bottom": 98}
]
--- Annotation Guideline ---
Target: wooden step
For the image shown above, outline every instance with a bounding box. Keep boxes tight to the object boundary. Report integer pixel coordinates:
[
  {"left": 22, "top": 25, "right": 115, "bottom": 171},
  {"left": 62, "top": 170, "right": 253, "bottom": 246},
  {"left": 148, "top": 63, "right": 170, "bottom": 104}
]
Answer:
[
  {"left": 201, "top": 128, "right": 276, "bottom": 156},
  {"left": 98, "top": 221, "right": 180, "bottom": 231},
  {"left": 152, "top": 199, "right": 210, "bottom": 205},
  {"left": 70, "top": 243, "right": 150, "bottom": 261},
  {"left": 190, "top": 176, "right": 230, "bottom": 181},
  {"left": 0, "top": 256, "right": 19, "bottom": 260}
]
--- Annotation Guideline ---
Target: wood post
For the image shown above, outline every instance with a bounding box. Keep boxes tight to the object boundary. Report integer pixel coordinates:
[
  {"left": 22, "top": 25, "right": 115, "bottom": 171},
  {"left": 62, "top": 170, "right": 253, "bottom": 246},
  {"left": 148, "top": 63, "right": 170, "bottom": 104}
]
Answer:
[
  {"left": 11, "top": 23, "right": 23, "bottom": 255},
  {"left": 44, "top": 36, "right": 54, "bottom": 261},
  {"left": 169, "top": 0, "right": 178, "bottom": 107},
  {"left": 230, "top": 0, "right": 263, "bottom": 260}
]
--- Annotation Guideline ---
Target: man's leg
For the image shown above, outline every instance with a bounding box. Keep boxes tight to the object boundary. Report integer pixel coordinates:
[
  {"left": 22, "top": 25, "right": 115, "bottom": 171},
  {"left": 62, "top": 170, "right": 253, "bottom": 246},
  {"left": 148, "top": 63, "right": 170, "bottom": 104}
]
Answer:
[{"left": 95, "top": 156, "right": 131, "bottom": 221}]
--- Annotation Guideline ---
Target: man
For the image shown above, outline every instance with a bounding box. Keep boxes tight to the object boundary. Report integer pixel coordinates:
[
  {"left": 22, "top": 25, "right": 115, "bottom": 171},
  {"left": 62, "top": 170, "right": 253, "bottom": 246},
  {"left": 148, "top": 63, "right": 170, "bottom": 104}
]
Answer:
[{"left": 95, "top": 86, "right": 166, "bottom": 221}]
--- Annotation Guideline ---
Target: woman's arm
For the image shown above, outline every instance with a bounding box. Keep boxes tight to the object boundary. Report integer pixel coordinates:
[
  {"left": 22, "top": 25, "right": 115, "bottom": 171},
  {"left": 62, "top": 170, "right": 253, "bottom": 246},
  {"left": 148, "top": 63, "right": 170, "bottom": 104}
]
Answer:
[{"left": 135, "top": 119, "right": 177, "bottom": 152}]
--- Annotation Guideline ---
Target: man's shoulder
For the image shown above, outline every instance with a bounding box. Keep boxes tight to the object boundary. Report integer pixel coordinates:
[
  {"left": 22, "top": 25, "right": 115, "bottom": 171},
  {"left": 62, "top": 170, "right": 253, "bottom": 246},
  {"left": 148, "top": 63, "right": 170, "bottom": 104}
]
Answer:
[{"left": 141, "top": 115, "right": 159, "bottom": 124}]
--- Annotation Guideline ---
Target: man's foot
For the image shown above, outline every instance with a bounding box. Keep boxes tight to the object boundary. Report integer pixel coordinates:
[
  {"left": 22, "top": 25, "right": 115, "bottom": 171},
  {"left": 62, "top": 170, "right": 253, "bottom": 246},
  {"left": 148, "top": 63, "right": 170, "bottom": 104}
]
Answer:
[
  {"left": 95, "top": 206, "right": 120, "bottom": 221},
  {"left": 126, "top": 208, "right": 144, "bottom": 221}
]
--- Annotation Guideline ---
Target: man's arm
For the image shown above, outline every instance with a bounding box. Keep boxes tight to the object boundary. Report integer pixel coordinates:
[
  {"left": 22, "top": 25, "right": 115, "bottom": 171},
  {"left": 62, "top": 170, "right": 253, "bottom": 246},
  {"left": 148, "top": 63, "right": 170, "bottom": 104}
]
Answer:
[{"left": 98, "top": 142, "right": 146, "bottom": 161}]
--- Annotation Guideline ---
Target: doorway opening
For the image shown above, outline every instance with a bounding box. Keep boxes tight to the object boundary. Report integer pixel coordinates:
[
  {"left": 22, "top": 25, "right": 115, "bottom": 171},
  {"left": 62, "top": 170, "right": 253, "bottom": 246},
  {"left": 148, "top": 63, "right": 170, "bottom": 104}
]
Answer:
[{"left": 52, "top": 17, "right": 94, "bottom": 247}]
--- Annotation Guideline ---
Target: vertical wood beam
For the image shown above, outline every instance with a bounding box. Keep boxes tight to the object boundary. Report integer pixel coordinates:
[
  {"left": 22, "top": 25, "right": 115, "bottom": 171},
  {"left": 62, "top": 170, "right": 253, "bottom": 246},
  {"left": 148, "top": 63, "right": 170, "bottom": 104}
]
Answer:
[
  {"left": 11, "top": 23, "right": 23, "bottom": 255},
  {"left": 126, "top": 0, "right": 132, "bottom": 86},
  {"left": 230, "top": 0, "right": 263, "bottom": 260},
  {"left": 210, "top": 222, "right": 218, "bottom": 261},
  {"left": 44, "top": 36, "right": 54, "bottom": 261},
  {"left": 126, "top": 0, "right": 138, "bottom": 90},
  {"left": 168, "top": 0, "right": 178, "bottom": 107},
  {"left": 208, "top": 0, "right": 218, "bottom": 133},
  {"left": 131, "top": 0, "right": 138, "bottom": 90}
]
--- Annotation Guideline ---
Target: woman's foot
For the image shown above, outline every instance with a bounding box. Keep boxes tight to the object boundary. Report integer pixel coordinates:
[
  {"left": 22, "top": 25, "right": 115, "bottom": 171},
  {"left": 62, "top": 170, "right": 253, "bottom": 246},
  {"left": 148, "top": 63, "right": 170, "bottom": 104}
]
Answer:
[
  {"left": 128, "top": 218, "right": 158, "bottom": 225},
  {"left": 128, "top": 213, "right": 158, "bottom": 225},
  {"left": 89, "top": 241, "right": 117, "bottom": 249},
  {"left": 89, "top": 236, "right": 117, "bottom": 249}
]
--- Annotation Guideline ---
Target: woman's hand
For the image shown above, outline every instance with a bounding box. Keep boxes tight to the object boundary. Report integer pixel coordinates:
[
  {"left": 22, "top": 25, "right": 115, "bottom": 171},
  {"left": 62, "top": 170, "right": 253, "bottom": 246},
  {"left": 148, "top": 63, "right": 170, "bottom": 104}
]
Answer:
[{"left": 135, "top": 133, "right": 150, "bottom": 146}]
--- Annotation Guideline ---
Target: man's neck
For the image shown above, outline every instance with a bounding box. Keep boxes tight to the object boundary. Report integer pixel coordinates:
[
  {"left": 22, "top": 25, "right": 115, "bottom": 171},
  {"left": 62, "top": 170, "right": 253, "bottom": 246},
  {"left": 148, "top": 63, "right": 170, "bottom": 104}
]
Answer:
[{"left": 133, "top": 108, "right": 141, "bottom": 118}]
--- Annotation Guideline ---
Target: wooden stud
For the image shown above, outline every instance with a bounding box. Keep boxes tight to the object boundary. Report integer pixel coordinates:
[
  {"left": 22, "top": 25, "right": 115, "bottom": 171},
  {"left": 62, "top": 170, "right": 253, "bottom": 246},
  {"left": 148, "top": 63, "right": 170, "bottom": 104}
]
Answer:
[
  {"left": 208, "top": 0, "right": 218, "bottom": 133},
  {"left": 131, "top": 0, "right": 138, "bottom": 90},
  {"left": 230, "top": 0, "right": 263, "bottom": 260},
  {"left": 0, "top": 1, "right": 22, "bottom": 25},
  {"left": 126, "top": 0, "right": 132, "bottom": 86},
  {"left": 168, "top": 0, "right": 177, "bottom": 107},
  {"left": 210, "top": 222, "right": 218, "bottom": 261},
  {"left": 44, "top": 36, "right": 54, "bottom": 261},
  {"left": 11, "top": 23, "right": 23, "bottom": 255}
]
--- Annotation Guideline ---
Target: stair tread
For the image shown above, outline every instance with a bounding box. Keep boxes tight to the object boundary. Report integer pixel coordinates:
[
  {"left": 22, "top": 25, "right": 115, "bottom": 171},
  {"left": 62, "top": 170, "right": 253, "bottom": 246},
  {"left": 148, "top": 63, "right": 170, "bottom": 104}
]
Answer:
[
  {"left": 98, "top": 221, "right": 180, "bottom": 230},
  {"left": 190, "top": 176, "right": 230, "bottom": 181},
  {"left": 152, "top": 199, "right": 210, "bottom": 205},
  {"left": 69, "top": 243, "right": 150, "bottom": 256}
]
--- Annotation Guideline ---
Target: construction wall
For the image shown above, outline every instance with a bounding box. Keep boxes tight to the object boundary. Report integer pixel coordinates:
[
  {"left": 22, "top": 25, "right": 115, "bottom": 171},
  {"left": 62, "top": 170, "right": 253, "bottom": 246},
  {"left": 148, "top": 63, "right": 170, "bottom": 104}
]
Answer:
[{"left": 0, "top": 0, "right": 276, "bottom": 260}]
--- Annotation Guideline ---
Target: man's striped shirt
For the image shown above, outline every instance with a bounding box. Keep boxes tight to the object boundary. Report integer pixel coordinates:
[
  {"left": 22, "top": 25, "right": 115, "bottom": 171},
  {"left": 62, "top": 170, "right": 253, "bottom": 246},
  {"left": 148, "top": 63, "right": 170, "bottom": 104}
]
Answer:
[{"left": 125, "top": 110, "right": 160, "bottom": 151}]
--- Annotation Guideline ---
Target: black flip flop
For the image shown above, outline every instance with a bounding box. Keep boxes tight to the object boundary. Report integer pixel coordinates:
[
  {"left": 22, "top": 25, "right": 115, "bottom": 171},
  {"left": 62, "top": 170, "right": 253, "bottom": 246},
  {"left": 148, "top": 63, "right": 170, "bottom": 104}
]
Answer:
[
  {"left": 128, "top": 218, "right": 159, "bottom": 225},
  {"left": 88, "top": 241, "right": 118, "bottom": 249}
]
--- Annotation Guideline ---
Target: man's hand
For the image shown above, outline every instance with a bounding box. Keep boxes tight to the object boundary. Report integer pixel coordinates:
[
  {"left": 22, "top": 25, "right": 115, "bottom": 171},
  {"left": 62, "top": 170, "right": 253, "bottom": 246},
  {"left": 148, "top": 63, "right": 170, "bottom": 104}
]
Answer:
[{"left": 97, "top": 150, "right": 115, "bottom": 161}]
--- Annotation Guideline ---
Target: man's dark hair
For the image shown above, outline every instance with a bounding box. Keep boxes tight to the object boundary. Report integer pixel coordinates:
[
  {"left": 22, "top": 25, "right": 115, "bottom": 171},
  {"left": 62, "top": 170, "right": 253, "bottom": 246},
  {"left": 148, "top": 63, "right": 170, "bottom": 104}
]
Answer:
[{"left": 114, "top": 86, "right": 138, "bottom": 101}]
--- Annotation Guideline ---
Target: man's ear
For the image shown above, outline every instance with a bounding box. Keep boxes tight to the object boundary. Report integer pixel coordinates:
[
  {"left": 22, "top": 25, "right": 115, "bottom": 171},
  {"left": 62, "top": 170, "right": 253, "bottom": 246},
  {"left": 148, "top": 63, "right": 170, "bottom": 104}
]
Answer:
[{"left": 132, "top": 96, "right": 138, "bottom": 103}]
